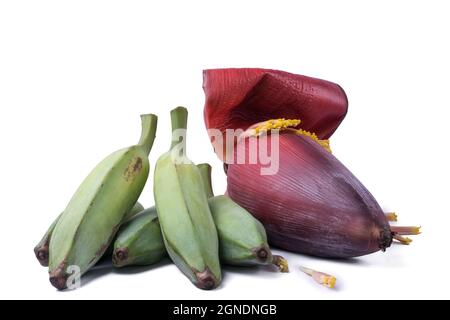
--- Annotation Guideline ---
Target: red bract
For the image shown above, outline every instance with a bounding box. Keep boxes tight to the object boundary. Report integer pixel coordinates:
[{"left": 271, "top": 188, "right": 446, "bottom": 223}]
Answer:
[
  {"left": 203, "top": 69, "right": 419, "bottom": 258},
  {"left": 226, "top": 132, "right": 393, "bottom": 258},
  {"left": 203, "top": 68, "right": 348, "bottom": 160}
]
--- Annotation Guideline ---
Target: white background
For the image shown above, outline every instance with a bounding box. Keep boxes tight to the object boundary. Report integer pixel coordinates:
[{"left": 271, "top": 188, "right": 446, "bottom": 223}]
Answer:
[{"left": 0, "top": 0, "right": 448, "bottom": 300}]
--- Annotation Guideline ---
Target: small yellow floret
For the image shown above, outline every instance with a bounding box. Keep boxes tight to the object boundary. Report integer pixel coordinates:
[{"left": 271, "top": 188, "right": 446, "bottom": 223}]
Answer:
[
  {"left": 394, "top": 235, "right": 413, "bottom": 245},
  {"left": 385, "top": 212, "right": 398, "bottom": 222},
  {"left": 277, "top": 258, "right": 289, "bottom": 273},
  {"left": 321, "top": 275, "right": 337, "bottom": 289},
  {"left": 412, "top": 226, "right": 422, "bottom": 235}
]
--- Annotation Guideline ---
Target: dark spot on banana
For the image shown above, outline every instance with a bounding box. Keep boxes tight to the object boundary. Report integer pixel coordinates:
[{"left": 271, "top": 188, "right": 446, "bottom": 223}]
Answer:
[
  {"left": 133, "top": 157, "right": 142, "bottom": 172},
  {"left": 124, "top": 157, "right": 143, "bottom": 182}
]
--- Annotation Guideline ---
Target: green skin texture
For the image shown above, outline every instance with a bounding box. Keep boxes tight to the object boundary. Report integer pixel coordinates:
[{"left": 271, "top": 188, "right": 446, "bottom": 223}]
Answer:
[
  {"left": 208, "top": 195, "right": 272, "bottom": 266},
  {"left": 34, "top": 202, "right": 144, "bottom": 267},
  {"left": 197, "top": 163, "right": 274, "bottom": 266},
  {"left": 154, "top": 153, "right": 222, "bottom": 289},
  {"left": 48, "top": 114, "right": 157, "bottom": 290},
  {"left": 113, "top": 207, "right": 166, "bottom": 267},
  {"left": 117, "top": 164, "right": 274, "bottom": 269},
  {"left": 154, "top": 107, "right": 221, "bottom": 290}
]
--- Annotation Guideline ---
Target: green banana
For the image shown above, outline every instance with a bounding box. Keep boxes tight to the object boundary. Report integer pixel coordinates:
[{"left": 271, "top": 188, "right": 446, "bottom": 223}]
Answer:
[
  {"left": 48, "top": 114, "right": 157, "bottom": 290},
  {"left": 34, "top": 202, "right": 144, "bottom": 267},
  {"left": 110, "top": 162, "right": 287, "bottom": 272},
  {"left": 154, "top": 107, "right": 221, "bottom": 290},
  {"left": 197, "top": 163, "right": 289, "bottom": 272},
  {"left": 112, "top": 207, "right": 166, "bottom": 267},
  {"left": 34, "top": 212, "right": 63, "bottom": 267}
]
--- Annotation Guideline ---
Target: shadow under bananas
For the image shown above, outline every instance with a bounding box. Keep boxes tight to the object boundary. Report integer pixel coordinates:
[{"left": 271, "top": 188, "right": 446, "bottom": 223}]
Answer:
[
  {"left": 80, "top": 256, "right": 172, "bottom": 288},
  {"left": 221, "top": 264, "right": 284, "bottom": 278}
]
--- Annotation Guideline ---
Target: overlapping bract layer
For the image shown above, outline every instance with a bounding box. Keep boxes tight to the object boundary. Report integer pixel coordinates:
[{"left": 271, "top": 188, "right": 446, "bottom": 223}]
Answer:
[
  {"left": 226, "top": 132, "right": 392, "bottom": 258},
  {"left": 203, "top": 68, "right": 348, "bottom": 160}
]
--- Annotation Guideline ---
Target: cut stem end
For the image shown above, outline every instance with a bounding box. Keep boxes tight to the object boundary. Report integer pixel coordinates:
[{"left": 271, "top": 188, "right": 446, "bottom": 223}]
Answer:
[
  {"left": 34, "top": 246, "right": 49, "bottom": 267},
  {"left": 170, "top": 106, "right": 188, "bottom": 150}
]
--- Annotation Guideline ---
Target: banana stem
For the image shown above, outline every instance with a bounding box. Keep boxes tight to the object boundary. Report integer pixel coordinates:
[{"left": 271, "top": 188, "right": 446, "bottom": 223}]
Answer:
[
  {"left": 197, "top": 163, "right": 214, "bottom": 198},
  {"left": 138, "top": 114, "right": 158, "bottom": 154},
  {"left": 170, "top": 106, "right": 188, "bottom": 150}
]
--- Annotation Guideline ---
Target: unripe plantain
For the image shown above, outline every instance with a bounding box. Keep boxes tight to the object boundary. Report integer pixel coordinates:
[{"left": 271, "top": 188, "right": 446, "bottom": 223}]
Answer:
[
  {"left": 34, "top": 202, "right": 144, "bottom": 267},
  {"left": 154, "top": 107, "right": 221, "bottom": 290},
  {"left": 112, "top": 207, "right": 166, "bottom": 267},
  {"left": 48, "top": 114, "right": 157, "bottom": 290},
  {"left": 197, "top": 164, "right": 288, "bottom": 272},
  {"left": 111, "top": 163, "right": 287, "bottom": 272}
]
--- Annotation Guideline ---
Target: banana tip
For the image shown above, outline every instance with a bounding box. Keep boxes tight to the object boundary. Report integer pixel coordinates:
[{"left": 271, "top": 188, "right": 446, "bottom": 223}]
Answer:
[
  {"left": 34, "top": 247, "right": 49, "bottom": 266},
  {"left": 195, "top": 269, "right": 219, "bottom": 290},
  {"left": 114, "top": 248, "right": 129, "bottom": 262},
  {"left": 49, "top": 263, "right": 69, "bottom": 290},
  {"left": 254, "top": 246, "right": 269, "bottom": 261},
  {"left": 49, "top": 273, "right": 67, "bottom": 291}
]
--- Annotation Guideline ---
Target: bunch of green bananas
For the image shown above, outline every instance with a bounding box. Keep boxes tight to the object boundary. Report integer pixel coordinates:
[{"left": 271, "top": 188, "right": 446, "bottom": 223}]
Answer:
[
  {"left": 34, "top": 107, "right": 287, "bottom": 291},
  {"left": 112, "top": 163, "right": 288, "bottom": 277}
]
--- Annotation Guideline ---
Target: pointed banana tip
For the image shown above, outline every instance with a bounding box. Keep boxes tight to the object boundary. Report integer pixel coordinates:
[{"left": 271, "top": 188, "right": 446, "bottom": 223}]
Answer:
[
  {"left": 34, "top": 246, "right": 49, "bottom": 267},
  {"left": 252, "top": 245, "right": 271, "bottom": 263},
  {"left": 113, "top": 248, "right": 129, "bottom": 266},
  {"left": 256, "top": 248, "right": 268, "bottom": 259},
  {"left": 49, "top": 267, "right": 68, "bottom": 290},
  {"left": 195, "top": 269, "right": 219, "bottom": 290}
]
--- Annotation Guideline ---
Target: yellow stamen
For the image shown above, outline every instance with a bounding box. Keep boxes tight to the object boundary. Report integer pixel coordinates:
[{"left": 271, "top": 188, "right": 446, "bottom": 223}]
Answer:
[
  {"left": 253, "top": 118, "right": 301, "bottom": 134},
  {"left": 247, "top": 119, "right": 332, "bottom": 153},
  {"left": 385, "top": 212, "right": 398, "bottom": 222},
  {"left": 296, "top": 129, "right": 332, "bottom": 153}
]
